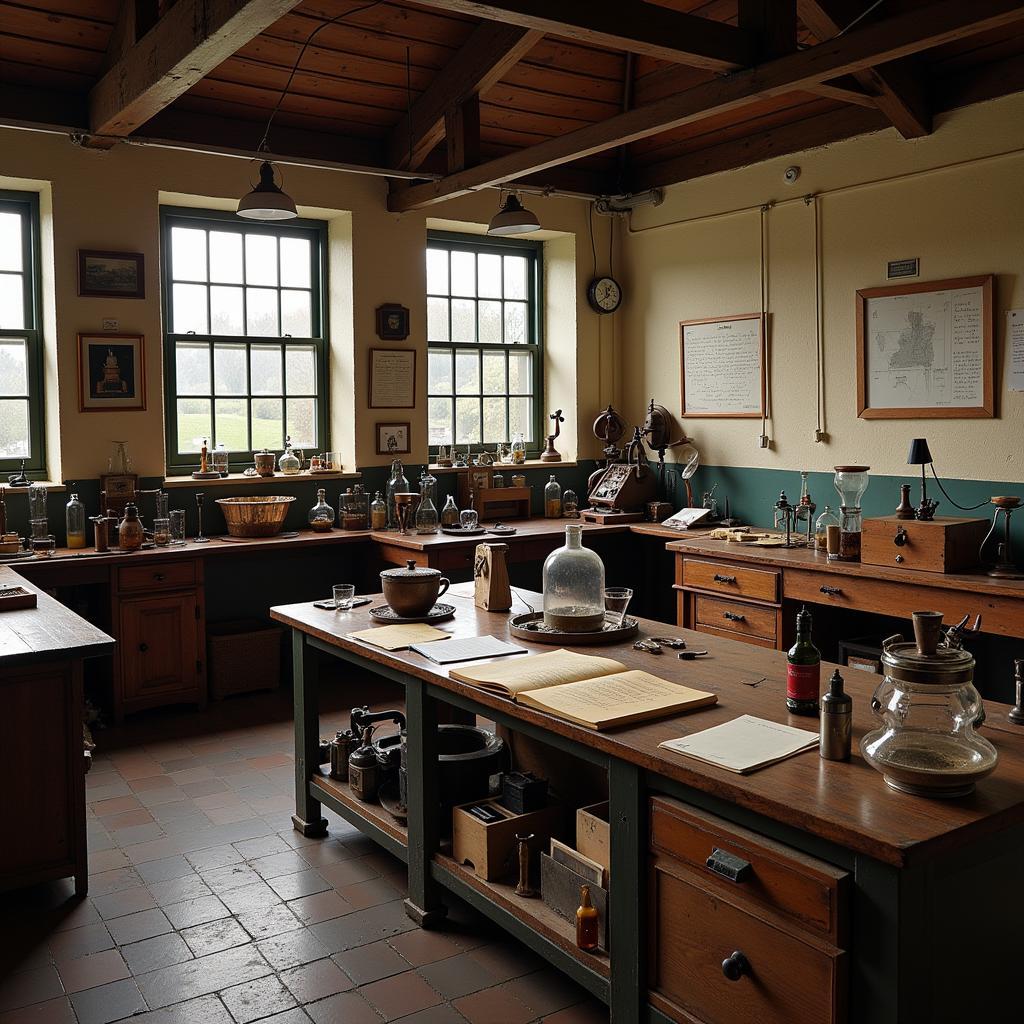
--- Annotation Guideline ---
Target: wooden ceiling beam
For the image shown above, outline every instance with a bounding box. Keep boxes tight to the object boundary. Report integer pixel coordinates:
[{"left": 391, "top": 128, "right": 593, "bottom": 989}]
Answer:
[
  {"left": 798, "top": 0, "right": 932, "bottom": 137},
  {"left": 405, "top": 0, "right": 755, "bottom": 71},
  {"left": 89, "top": 0, "right": 305, "bottom": 139},
  {"left": 385, "top": 23, "right": 541, "bottom": 170},
  {"left": 388, "top": 0, "right": 1024, "bottom": 211}
]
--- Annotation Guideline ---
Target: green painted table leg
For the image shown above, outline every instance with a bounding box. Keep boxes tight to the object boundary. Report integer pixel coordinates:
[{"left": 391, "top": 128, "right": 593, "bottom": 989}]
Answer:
[
  {"left": 291, "top": 629, "right": 328, "bottom": 837},
  {"left": 609, "top": 759, "right": 645, "bottom": 1024},
  {"left": 404, "top": 675, "right": 448, "bottom": 927}
]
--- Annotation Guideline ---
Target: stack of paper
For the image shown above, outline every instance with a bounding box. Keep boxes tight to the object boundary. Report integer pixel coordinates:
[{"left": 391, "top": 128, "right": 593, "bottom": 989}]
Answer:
[
  {"left": 348, "top": 623, "right": 450, "bottom": 651},
  {"left": 659, "top": 715, "right": 818, "bottom": 774}
]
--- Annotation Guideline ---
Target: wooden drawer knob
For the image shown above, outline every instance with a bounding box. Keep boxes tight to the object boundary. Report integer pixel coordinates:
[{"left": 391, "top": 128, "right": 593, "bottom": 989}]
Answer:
[
  {"left": 154, "top": 572, "right": 166, "bottom": 582},
  {"left": 721, "top": 950, "right": 750, "bottom": 982},
  {"left": 139, "top": 642, "right": 149, "bottom": 653}
]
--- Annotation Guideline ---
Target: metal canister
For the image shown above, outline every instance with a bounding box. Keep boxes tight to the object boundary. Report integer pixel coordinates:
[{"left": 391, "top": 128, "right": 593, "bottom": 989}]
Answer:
[
  {"left": 329, "top": 730, "right": 355, "bottom": 780},
  {"left": 820, "top": 669, "right": 852, "bottom": 761},
  {"left": 348, "top": 728, "right": 379, "bottom": 802}
]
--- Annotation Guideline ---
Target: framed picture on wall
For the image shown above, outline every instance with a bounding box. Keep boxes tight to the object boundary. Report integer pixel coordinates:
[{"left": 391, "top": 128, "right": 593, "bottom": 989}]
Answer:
[
  {"left": 78, "top": 250, "right": 145, "bottom": 298},
  {"left": 78, "top": 333, "right": 146, "bottom": 411},
  {"left": 376, "top": 303, "right": 410, "bottom": 340},
  {"left": 679, "top": 313, "right": 766, "bottom": 417},
  {"left": 369, "top": 348, "right": 416, "bottom": 408},
  {"left": 376, "top": 422, "right": 411, "bottom": 455}
]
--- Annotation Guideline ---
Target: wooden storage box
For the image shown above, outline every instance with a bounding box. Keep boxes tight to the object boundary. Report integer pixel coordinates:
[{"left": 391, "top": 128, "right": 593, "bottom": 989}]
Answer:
[
  {"left": 208, "top": 619, "right": 283, "bottom": 699},
  {"left": 861, "top": 515, "right": 987, "bottom": 573},
  {"left": 576, "top": 801, "right": 610, "bottom": 875},
  {"left": 452, "top": 798, "right": 562, "bottom": 881},
  {"left": 457, "top": 470, "right": 531, "bottom": 521},
  {"left": 540, "top": 852, "right": 608, "bottom": 950}
]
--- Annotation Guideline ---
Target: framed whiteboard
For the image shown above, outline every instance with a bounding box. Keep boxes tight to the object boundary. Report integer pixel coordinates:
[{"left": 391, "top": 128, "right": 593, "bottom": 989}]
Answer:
[{"left": 680, "top": 313, "right": 765, "bottom": 418}]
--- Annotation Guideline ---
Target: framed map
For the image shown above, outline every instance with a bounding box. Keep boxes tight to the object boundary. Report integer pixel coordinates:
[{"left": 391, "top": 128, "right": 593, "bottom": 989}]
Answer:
[{"left": 856, "top": 275, "right": 994, "bottom": 419}]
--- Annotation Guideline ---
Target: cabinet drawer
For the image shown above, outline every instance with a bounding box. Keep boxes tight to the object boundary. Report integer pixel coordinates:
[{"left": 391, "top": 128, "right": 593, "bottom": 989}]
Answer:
[
  {"left": 694, "top": 595, "right": 776, "bottom": 642},
  {"left": 118, "top": 560, "right": 196, "bottom": 593},
  {"left": 650, "top": 860, "right": 846, "bottom": 1024},
  {"left": 650, "top": 797, "right": 846, "bottom": 944},
  {"left": 683, "top": 559, "right": 778, "bottom": 602}
]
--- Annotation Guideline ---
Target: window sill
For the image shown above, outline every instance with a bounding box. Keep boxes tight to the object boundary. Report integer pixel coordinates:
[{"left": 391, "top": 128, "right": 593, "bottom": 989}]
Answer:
[
  {"left": 163, "top": 470, "right": 360, "bottom": 489},
  {"left": 429, "top": 460, "right": 577, "bottom": 473},
  {"left": 4, "top": 480, "right": 66, "bottom": 492}
]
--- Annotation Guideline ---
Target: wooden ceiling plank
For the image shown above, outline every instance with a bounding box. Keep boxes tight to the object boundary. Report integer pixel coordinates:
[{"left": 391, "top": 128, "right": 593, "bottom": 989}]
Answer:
[
  {"left": 385, "top": 22, "right": 542, "bottom": 169},
  {"left": 88, "top": 0, "right": 307, "bottom": 138},
  {"left": 403, "top": 0, "right": 756, "bottom": 71},
  {"left": 798, "top": 0, "right": 932, "bottom": 137},
  {"left": 389, "top": 0, "right": 1024, "bottom": 210}
]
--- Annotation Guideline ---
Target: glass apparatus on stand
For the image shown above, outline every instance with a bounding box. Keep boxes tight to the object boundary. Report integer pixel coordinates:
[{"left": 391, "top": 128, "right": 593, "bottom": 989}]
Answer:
[
  {"left": 833, "top": 465, "right": 870, "bottom": 562},
  {"left": 385, "top": 460, "right": 410, "bottom": 529},
  {"left": 542, "top": 524, "right": 606, "bottom": 632},
  {"left": 415, "top": 467, "right": 439, "bottom": 534},
  {"left": 28, "top": 482, "right": 54, "bottom": 557}
]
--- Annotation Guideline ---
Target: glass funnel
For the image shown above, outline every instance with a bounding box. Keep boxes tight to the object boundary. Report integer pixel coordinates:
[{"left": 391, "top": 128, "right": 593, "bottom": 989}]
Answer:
[{"left": 542, "top": 525, "right": 606, "bottom": 633}]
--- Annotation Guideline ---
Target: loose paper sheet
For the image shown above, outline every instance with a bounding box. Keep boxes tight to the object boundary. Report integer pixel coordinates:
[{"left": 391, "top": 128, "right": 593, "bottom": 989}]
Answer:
[
  {"left": 410, "top": 635, "right": 526, "bottom": 665},
  {"left": 348, "top": 623, "right": 450, "bottom": 651},
  {"left": 1007, "top": 309, "right": 1024, "bottom": 392},
  {"left": 659, "top": 714, "right": 818, "bottom": 774}
]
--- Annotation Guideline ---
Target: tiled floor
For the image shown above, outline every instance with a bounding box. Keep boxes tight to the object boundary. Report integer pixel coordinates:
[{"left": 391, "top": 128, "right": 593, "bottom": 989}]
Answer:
[{"left": 0, "top": 690, "right": 607, "bottom": 1024}]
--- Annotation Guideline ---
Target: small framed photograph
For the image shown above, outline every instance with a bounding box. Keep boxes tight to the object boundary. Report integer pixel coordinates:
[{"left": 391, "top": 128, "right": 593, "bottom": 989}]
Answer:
[
  {"left": 376, "top": 303, "right": 410, "bottom": 340},
  {"left": 78, "top": 333, "right": 146, "bottom": 411},
  {"left": 78, "top": 250, "right": 145, "bottom": 298},
  {"left": 376, "top": 422, "right": 410, "bottom": 455}
]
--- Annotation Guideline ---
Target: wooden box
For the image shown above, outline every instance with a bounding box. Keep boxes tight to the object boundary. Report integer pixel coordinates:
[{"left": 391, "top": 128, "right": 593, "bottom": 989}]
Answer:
[
  {"left": 208, "top": 619, "right": 283, "bottom": 699},
  {"left": 862, "top": 515, "right": 988, "bottom": 573},
  {"left": 576, "top": 801, "right": 610, "bottom": 875},
  {"left": 452, "top": 798, "right": 562, "bottom": 881},
  {"left": 457, "top": 470, "right": 531, "bottom": 521},
  {"left": 540, "top": 852, "right": 608, "bottom": 949}
]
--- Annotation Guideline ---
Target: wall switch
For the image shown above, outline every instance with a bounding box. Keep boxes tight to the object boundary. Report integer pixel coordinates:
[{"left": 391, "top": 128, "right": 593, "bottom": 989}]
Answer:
[{"left": 102, "top": 318, "right": 119, "bottom": 332}]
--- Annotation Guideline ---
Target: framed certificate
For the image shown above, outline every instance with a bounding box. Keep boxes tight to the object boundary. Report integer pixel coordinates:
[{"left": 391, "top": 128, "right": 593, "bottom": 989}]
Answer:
[{"left": 369, "top": 348, "right": 416, "bottom": 409}]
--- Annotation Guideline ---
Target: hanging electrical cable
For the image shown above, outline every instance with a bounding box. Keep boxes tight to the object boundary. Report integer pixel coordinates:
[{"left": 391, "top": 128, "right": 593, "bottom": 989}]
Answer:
[
  {"left": 810, "top": 194, "right": 826, "bottom": 443},
  {"left": 758, "top": 202, "right": 773, "bottom": 448}
]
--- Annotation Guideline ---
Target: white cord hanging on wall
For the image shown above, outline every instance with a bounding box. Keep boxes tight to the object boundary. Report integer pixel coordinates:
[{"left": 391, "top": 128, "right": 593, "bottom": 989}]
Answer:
[
  {"left": 807, "top": 194, "right": 828, "bottom": 443},
  {"left": 758, "top": 202, "right": 773, "bottom": 449}
]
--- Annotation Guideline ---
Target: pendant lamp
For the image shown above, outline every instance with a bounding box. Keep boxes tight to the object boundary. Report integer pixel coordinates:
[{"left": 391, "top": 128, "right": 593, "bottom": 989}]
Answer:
[
  {"left": 487, "top": 192, "right": 540, "bottom": 236},
  {"left": 237, "top": 160, "right": 297, "bottom": 221}
]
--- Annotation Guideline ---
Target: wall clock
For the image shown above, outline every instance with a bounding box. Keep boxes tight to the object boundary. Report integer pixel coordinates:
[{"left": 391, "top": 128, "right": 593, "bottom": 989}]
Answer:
[{"left": 587, "top": 276, "right": 622, "bottom": 314}]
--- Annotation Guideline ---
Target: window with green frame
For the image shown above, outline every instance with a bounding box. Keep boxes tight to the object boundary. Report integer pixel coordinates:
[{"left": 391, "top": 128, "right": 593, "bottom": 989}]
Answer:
[
  {"left": 0, "top": 191, "right": 45, "bottom": 475},
  {"left": 426, "top": 232, "right": 542, "bottom": 455},
  {"left": 160, "top": 208, "right": 327, "bottom": 473}
]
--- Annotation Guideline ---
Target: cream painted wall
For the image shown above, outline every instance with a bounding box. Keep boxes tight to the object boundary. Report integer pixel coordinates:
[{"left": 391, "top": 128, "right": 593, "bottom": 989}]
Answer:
[
  {"left": 621, "top": 91, "right": 1024, "bottom": 484},
  {"left": 0, "top": 126, "right": 614, "bottom": 479}
]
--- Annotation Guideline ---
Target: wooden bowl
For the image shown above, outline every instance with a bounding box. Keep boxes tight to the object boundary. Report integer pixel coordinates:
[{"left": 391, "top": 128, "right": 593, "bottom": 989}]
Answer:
[{"left": 215, "top": 496, "right": 296, "bottom": 537}]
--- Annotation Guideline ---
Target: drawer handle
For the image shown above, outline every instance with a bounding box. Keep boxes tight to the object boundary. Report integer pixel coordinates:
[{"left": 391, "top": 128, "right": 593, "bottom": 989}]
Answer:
[
  {"left": 723, "top": 611, "right": 745, "bottom": 623},
  {"left": 819, "top": 585, "right": 842, "bottom": 596},
  {"left": 154, "top": 573, "right": 166, "bottom": 582},
  {"left": 706, "top": 847, "right": 752, "bottom": 883},
  {"left": 721, "top": 950, "right": 750, "bottom": 982},
  {"left": 139, "top": 642, "right": 149, "bottom": 653},
  {"left": 713, "top": 573, "right": 736, "bottom": 584}
]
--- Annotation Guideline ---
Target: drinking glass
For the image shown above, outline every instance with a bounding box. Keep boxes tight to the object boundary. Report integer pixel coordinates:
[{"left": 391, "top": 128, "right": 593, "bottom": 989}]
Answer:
[
  {"left": 153, "top": 518, "right": 171, "bottom": 547},
  {"left": 333, "top": 584, "right": 356, "bottom": 610},
  {"left": 170, "top": 509, "right": 187, "bottom": 546},
  {"left": 604, "top": 587, "right": 634, "bottom": 628}
]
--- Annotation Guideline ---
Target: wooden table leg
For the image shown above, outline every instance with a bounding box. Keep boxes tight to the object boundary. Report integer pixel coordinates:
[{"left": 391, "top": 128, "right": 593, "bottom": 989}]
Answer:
[
  {"left": 404, "top": 676, "right": 448, "bottom": 927},
  {"left": 291, "top": 630, "right": 328, "bottom": 837},
  {"left": 609, "top": 760, "right": 645, "bottom": 1024}
]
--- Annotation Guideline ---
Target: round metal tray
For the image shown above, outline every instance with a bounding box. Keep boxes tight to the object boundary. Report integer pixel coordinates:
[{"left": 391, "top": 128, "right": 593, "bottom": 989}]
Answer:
[
  {"left": 509, "top": 612, "right": 639, "bottom": 645},
  {"left": 440, "top": 526, "right": 486, "bottom": 536},
  {"left": 369, "top": 602, "right": 456, "bottom": 624}
]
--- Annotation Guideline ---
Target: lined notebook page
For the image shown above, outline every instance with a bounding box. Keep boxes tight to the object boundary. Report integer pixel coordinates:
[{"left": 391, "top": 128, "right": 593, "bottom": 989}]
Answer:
[
  {"left": 448, "top": 648, "right": 626, "bottom": 696},
  {"left": 410, "top": 636, "right": 526, "bottom": 665}
]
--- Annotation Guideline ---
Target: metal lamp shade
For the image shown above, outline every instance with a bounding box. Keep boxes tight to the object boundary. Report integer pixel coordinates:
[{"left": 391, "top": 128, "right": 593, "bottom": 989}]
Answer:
[
  {"left": 237, "top": 161, "right": 298, "bottom": 221},
  {"left": 907, "top": 438, "right": 933, "bottom": 466},
  {"left": 487, "top": 194, "right": 540, "bottom": 236}
]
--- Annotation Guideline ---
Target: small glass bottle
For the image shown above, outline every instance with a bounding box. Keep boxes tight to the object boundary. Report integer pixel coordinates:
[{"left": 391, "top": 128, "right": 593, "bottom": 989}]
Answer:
[
  {"left": 786, "top": 606, "right": 820, "bottom": 715},
  {"left": 416, "top": 470, "right": 440, "bottom": 534},
  {"left": 279, "top": 436, "right": 301, "bottom": 476},
  {"left": 370, "top": 491, "right": 387, "bottom": 530},
  {"left": 544, "top": 476, "right": 562, "bottom": 518},
  {"left": 576, "top": 885, "right": 599, "bottom": 952},
  {"left": 441, "top": 494, "right": 459, "bottom": 528},
  {"left": 562, "top": 489, "right": 579, "bottom": 518},
  {"left": 385, "top": 459, "right": 410, "bottom": 529},
  {"left": 308, "top": 488, "right": 335, "bottom": 532},
  {"left": 511, "top": 431, "right": 526, "bottom": 465},
  {"left": 118, "top": 503, "right": 145, "bottom": 551},
  {"left": 814, "top": 505, "right": 839, "bottom": 552},
  {"left": 492, "top": 470, "right": 505, "bottom": 488},
  {"left": 65, "top": 488, "right": 86, "bottom": 549}
]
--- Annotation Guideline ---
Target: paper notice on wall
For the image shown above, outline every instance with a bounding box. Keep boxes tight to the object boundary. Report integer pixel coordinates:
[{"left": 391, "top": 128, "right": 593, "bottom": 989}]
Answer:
[{"left": 1007, "top": 310, "right": 1024, "bottom": 392}]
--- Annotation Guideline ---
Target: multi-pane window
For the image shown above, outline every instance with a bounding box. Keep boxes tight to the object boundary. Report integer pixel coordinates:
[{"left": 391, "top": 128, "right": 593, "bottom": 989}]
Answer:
[
  {"left": 161, "top": 208, "right": 326, "bottom": 472},
  {"left": 426, "top": 233, "right": 542, "bottom": 452},
  {"left": 0, "top": 192, "right": 44, "bottom": 473}
]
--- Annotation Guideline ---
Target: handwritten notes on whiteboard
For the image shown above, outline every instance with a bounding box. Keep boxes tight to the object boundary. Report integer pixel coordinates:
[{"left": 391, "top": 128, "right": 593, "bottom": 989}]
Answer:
[{"left": 680, "top": 315, "right": 765, "bottom": 417}]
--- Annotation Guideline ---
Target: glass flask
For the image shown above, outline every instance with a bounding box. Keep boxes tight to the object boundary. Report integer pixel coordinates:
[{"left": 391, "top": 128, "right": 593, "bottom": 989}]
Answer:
[
  {"left": 118, "top": 503, "right": 145, "bottom": 551},
  {"left": 542, "top": 524, "right": 606, "bottom": 633},
  {"left": 65, "top": 490, "right": 86, "bottom": 549},
  {"left": 385, "top": 460, "right": 410, "bottom": 529},
  {"left": 370, "top": 491, "right": 387, "bottom": 530},
  {"left": 563, "top": 489, "right": 579, "bottom": 518},
  {"left": 441, "top": 494, "right": 460, "bottom": 528},
  {"left": 415, "top": 470, "right": 439, "bottom": 534},
  {"left": 511, "top": 432, "right": 527, "bottom": 465},
  {"left": 861, "top": 611, "right": 998, "bottom": 798},
  {"left": 814, "top": 505, "right": 840, "bottom": 552},
  {"left": 544, "top": 476, "right": 562, "bottom": 518},
  {"left": 308, "top": 488, "right": 335, "bottom": 532},
  {"left": 279, "top": 437, "right": 301, "bottom": 475},
  {"left": 833, "top": 464, "right": 869, "bottom": 562}
]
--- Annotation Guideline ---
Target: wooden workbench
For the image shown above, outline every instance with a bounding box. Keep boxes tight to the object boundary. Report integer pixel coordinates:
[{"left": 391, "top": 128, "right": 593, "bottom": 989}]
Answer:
[{"left": 274, "top": 584, "right": 1024, "bottom": 1023}]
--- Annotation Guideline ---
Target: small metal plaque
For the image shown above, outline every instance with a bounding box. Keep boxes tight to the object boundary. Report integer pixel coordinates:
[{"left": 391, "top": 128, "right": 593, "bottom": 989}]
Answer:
[{"left": 886, "top": 257, "right": 920, "bottom": 280}]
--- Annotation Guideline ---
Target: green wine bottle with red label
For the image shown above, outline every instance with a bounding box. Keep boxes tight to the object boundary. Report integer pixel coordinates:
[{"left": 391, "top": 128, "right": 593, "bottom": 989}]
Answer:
[{"left": 787, "top": 606, "right": 820, "bottom": 715}]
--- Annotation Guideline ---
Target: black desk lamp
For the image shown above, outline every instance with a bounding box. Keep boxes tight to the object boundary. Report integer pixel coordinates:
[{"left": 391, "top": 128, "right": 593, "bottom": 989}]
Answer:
[{"left": 907, "top": 438, "right": 939, "bottom": 521}]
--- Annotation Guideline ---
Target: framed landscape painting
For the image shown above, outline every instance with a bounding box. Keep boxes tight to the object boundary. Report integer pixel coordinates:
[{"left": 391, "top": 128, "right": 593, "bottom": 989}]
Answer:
[
  {"left": 78, "top": 250, "right": 145, "bottom": 298},
  {"left": 78, "top": 333, "right": 146, "bottom": 411}
]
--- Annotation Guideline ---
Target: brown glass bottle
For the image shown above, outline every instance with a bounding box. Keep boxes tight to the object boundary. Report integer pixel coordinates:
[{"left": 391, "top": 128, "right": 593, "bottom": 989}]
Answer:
[
  {"left": 575, "top": 885, "right": 599, "bottom": 951},
  {"left": 786, "top": 605, "right": 820, "bottom": 715}
]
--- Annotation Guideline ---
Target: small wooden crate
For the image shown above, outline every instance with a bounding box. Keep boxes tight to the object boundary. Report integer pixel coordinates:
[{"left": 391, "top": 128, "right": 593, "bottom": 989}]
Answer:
[
  {"left": 457, "top": 470, "right": 531, "bottom": 521},
  {"left": 577, "top": 801, "right": 610, "bottom": 875},
  {"left": 208, "top": 619, "right": 284, "bottom": 699},
  {"left": 452, "top": 798, "right": 562, "bottom": 881},
  {"left": 861, "top": 515, "right": 987, "bottom": 573},
  {"left": 540, "top": 853, "right": 608, "bottom": 949}
]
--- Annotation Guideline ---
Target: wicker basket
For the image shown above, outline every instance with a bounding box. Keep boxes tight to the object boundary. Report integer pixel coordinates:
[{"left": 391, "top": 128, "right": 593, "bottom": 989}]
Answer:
[{"left": 215, "top": 495, "right": 296, "bottom": 537}]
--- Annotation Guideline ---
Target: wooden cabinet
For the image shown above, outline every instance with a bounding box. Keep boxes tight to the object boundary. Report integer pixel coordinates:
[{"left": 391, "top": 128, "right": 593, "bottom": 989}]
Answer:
[
  {"left": 113, "top": 559, "right": 206, "bottom": 720},
  {"left": 649, "top": 797, "right": 848, "bottom": 1024}
]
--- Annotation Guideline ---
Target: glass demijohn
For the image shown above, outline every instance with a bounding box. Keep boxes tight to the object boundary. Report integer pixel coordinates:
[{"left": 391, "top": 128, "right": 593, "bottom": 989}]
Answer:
[
  {"left": 542, "top": 524, "right": 606, "bottom": 633},
  {"left": 279, "top": 436, "right": 301, "bottom": 476},
  {"left": 308, "top": 488, "right": 335, "bottom": 532}
]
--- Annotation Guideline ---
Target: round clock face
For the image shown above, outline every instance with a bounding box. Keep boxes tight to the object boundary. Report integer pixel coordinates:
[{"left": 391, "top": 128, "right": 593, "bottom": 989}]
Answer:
[{"left": 588, "top": 276, "right": 622, "bottom": 314}]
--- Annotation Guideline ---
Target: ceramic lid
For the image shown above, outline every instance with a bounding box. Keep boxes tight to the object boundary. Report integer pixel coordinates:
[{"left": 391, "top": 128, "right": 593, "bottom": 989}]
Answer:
[{"left": 380, "top": 559, "right": 441, "bottom": 581}]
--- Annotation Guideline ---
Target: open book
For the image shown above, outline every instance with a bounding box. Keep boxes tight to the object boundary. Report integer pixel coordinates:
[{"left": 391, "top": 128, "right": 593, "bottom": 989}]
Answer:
[{"left": 448, "top": 649, "right": 717, "bottom": 730}]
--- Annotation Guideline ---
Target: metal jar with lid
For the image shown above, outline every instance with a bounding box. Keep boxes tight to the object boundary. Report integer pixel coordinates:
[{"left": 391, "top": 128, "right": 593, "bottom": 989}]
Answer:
[
  {"left": 860, "top": 611, "right": 997, "bottom": 798},
  {"left": 380, "top": 559, "right": 450, "bottom": 617}
]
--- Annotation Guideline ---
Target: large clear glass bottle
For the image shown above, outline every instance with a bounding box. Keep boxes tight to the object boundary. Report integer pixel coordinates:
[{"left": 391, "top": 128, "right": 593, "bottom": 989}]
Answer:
[
  {"left": 441, "top": 494, "right": 459, "bottom": 528},
  {"left": 308, "top": 488, "right": 335, "bottom": 531},
  {"left": 65, "top": 489, "right": 86, "bottom": 549},
  {"left": 542, "top": 524, "right": 606, "bottom": 633},
  {"left": 415, "top": 468, "right": 440, "bottom": 534},
  {"left": 385, "top": 459, "right": 410, "bottom": 529},
  {"left": 544, "top": 476, "right": 562, "bottom": 518}
]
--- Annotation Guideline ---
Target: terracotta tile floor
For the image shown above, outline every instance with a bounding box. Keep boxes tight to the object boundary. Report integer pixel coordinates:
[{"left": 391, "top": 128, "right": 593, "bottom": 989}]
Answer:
[{"left": 0, "top": 689, "right": 607, "bottom": 1024}]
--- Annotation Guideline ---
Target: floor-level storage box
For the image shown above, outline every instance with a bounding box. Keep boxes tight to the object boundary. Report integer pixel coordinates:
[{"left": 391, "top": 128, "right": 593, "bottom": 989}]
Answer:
[{"left": 208, "top": 619, "right": 284, "bottom": 699}]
